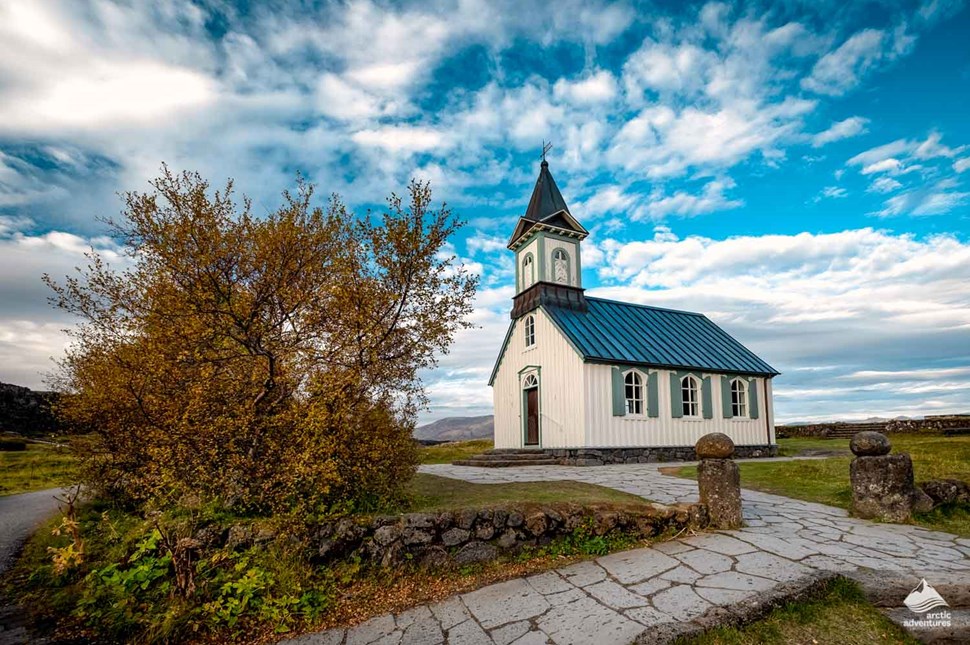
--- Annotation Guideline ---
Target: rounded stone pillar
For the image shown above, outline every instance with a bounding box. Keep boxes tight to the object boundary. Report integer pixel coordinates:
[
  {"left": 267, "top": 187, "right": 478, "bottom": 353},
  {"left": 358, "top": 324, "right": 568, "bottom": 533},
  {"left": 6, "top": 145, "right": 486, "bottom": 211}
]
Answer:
[
  {"left": 849, "top": 431, "right": 933, "bottom": 522},
  {"left": 696, "top": 433, "right": 742, "bottom": 529}
]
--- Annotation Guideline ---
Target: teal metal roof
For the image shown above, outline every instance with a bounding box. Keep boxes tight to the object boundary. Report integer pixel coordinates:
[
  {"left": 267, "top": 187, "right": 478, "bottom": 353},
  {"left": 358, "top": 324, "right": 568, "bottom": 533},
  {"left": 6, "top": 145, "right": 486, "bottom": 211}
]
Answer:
[
  {"left": 545, "top": 297, "right": 779, "bottom": 377},
  {"left": 487, "top": 296, "right": 779, "bottom": 386}
]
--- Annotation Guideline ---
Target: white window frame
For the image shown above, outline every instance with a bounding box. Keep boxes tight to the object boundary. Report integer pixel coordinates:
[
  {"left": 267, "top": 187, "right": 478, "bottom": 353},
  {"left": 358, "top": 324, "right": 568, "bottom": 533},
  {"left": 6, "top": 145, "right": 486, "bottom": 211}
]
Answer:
[
  {"left": 523, "top": 373, "right": 538, "bottom": 388},
  {"left": 623, "top": 370, "right": 645, "bottom": 416},
  {"left": 681, "top": 375, "right": 700, "bottom": 418},
  {"left": 552, "top": 248, "right": 570, "bottom": 285},
  {"left": 522, "top": 254, "right": 535, "bottom": 289},
  {"left": 730, "top": 378, "right": 748, "bottom": 418},
  {"left": 524, "top": 314, "right": 536, "bottom": 348}
]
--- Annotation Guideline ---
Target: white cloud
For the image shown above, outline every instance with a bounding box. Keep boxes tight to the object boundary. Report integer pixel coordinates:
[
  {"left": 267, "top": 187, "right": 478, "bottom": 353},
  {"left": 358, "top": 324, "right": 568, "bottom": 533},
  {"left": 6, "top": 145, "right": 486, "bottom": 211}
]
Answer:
[
  {"left": 802, "top": 25, "right": 914, "bottom": 96},
  {"left": 639, "top": 179, "right": 744, "bottom": 219},
  {"left": 817, "top": 186, "right": 848, "bottom": 200},
  {"left": 876, "top": 181, "right": 970, "bottom": 217},
  {"left": 553, "top": 70, "right": 617, "bottom": 104},
  {"left": 351, "top": 126, "right": 445, "bottom": 154},
  {"left": 847, "top": 132, "right": 970, "bottom": 215},
  {"left": 868, "top": 176, "right": 902, "bottom": 193},
  {"left": 586, "top": 227, "right": 970, "bottom": 420},
  {"left": 811, "top": 116, "right": 869, "bottom": 147},
  {"left": 955, "top": 158, "right": 970, "bottom": 173}
]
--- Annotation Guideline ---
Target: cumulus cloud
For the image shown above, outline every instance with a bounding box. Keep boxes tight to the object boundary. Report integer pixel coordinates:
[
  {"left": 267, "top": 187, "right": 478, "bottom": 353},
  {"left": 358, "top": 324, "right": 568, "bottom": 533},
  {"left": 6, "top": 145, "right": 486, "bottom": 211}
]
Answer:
[
  {"left": 587, "top": 227, "right": 970, "bottom": 420},
  {"left": 811, "top": 117, "right": 869, "bottom": 147}
]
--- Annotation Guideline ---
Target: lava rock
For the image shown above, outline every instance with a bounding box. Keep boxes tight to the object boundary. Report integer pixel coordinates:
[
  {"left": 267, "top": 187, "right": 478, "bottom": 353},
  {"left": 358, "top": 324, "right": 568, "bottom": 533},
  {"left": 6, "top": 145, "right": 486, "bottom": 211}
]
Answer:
[
  {"left": 919, "top": 479, "right": 970, "bottom": 506},
  {"left": 695, "top": 432, "right": 736, "bottom": 460},
  {"left": 850, "top": 431, "right": 891, "bottom": 457},
  {"left": 441, "top": 527, "right": 471, "bottom": 547},
  {"left": 698, "top": 458, "right": 742, "bottom": 529},
  {"left": 454, "top": 541, "right": 498, "bottom": 565},
  {"left": 374, "top": 524, "right": 402, "bottom": 547}
]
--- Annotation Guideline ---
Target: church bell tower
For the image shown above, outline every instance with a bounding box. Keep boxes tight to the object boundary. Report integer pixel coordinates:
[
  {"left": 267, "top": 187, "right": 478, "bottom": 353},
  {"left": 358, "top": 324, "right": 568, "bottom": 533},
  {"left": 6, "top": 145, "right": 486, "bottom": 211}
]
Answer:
[{"left": 507, "top": 158, "right": 589, "bottom": 319}]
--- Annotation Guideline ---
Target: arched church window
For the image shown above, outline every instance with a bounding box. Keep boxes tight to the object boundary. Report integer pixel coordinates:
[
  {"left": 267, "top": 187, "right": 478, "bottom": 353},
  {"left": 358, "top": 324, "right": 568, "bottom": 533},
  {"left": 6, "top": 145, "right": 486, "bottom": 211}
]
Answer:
[
  {"left": 523, "top": 373, "right": 538, "bottom": 388},
  {"left": 553, "top": 248, "right": 569, "bottom": 285},
  {"left": 624, "top": 371, "right": 644, "bottom": 415},
  {"left": 524, "top": 315, "right": 535, "bottom": 347},
  {"left": 522, "top": 254, "right": 535, "bottom": 289},
  {"left": 731, "top": 378, "right": 748, "bottom": 417},
  {"left": 681, "top": 375, "right": 699, "bottom": 417}
]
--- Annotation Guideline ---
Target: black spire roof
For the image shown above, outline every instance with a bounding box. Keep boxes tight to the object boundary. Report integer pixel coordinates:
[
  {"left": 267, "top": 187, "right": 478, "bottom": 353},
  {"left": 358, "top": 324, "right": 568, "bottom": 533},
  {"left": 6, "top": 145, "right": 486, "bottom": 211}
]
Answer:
[
  {"left": 524, "top": 160, "right": 569, "bottom": 221},
  {"left": 507, "top": 159, "right": 588, "bottom": 248}
]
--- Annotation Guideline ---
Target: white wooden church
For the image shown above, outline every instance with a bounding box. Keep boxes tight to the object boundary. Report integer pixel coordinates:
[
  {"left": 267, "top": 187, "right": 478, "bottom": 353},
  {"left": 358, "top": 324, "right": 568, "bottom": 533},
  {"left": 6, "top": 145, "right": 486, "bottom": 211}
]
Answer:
[{"left": 488, "top": 160, "right": 779, "bottom": 464}]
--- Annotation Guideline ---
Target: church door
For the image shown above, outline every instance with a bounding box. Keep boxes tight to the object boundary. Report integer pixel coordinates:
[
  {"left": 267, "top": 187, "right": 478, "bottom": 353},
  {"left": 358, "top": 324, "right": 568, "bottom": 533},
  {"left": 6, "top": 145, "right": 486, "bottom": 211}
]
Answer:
[{"left": 525, "top": 386, "right": 539, "bottom": 446}]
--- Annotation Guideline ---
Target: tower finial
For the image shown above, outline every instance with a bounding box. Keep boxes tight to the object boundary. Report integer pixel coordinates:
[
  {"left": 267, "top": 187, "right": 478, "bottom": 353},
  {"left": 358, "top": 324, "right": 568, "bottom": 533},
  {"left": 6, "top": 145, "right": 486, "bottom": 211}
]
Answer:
[{"left": 540, "top": 140, "right": 553, "bottom": 165}]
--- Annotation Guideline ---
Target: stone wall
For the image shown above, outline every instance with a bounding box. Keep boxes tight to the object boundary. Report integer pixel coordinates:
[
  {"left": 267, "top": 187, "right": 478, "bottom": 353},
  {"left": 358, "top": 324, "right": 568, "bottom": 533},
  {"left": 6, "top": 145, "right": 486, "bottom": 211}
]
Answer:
[
  {"left": 208, "top": 502, "right": 709, "bottom": 570},
  {"left": 546, "top": 444, "right": 778, "bottom": 466},
  {"left": 777, "top": 416, "right": 970, "bottom": 439}
]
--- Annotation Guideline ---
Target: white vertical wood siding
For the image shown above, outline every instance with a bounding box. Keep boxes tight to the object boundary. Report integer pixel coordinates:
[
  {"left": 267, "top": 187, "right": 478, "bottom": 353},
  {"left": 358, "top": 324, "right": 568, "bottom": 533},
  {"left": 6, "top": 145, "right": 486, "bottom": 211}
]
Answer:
[
  {"left": 492, "top": 309, "right": 586, "bottom": 449},
  {"left": 582, "top": 364, "right": 773, "bottom": 448}
]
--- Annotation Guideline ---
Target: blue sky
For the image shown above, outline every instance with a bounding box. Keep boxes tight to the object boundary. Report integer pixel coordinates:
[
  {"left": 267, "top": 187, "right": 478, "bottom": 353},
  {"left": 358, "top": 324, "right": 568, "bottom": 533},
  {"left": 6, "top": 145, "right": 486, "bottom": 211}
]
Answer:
[{"left": 0, "top": 0, "right": 968, "bottom": 424}]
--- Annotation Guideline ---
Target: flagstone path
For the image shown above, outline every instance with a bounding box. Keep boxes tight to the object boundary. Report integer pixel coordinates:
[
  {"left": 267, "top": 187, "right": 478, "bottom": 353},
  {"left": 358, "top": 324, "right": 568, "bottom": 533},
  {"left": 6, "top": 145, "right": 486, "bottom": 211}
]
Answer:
[{"left": 281, "top": 460, "right": 970, "bottom": 645}]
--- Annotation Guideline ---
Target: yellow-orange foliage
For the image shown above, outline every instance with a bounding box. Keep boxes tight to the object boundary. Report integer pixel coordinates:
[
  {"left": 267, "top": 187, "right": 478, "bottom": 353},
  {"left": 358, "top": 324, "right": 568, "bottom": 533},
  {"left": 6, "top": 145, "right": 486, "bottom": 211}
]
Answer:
[{"left": 45, "top": 167, "right": 477, "bottom": 514}]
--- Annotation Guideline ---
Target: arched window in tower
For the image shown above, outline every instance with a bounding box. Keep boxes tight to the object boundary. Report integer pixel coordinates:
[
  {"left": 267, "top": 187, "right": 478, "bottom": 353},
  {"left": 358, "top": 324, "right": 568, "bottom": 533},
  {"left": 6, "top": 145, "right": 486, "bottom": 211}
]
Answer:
[
  {"left": 522, "top": 254, "right": 535, "bottom": 289},
  {"left": 553, "top": 248, "right": 569, "bottom": 285},
  {"left": 524, "top": 314, "right": 535, "bottom": 347}
]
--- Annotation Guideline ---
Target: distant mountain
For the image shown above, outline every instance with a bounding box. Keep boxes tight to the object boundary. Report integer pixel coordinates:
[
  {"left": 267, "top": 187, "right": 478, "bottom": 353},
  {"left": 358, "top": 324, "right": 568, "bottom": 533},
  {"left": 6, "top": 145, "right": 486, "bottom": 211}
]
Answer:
[{"left": 414, "top": 415, "right": 493, "bottom": 442}]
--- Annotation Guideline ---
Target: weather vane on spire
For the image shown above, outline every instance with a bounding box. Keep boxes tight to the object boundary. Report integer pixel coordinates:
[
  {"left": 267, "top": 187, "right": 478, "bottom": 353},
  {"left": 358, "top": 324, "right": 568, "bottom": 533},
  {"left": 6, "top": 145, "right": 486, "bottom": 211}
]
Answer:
[{"left": 540, "top": 140, "right": 553, "bottom": 163}]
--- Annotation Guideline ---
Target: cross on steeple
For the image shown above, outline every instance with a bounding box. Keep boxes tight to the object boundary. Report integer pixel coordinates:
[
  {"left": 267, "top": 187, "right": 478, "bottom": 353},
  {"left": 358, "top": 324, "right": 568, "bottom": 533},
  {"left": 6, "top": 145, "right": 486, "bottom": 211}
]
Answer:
[{"left": 540, "top": 140, "right": 553, "bottom": 164}]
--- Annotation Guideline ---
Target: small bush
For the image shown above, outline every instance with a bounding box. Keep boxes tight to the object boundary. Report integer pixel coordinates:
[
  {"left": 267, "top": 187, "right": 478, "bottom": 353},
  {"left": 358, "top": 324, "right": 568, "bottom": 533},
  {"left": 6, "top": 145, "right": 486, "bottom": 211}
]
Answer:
[{"left": 0, "top": 439, "right": 27, "bottom": 451}]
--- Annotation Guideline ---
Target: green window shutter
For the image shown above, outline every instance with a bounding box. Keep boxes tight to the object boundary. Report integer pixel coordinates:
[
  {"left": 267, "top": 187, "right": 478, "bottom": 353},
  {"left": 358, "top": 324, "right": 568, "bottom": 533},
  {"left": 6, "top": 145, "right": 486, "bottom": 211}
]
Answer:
[
  {"left": 702, "top": 376, "right": 714, "bottom": 419},
  {"left": 721, "top": 375, "right": 733, "bottom": 419},
  {"left": 611, "top": 367, "right": 626, "bottom": 417},
  {"left": 647, "top": 371, "right": 659, "bottom": 418},
  {"left": 749, "top": 378, "right": 760, "bottom": 419},
  {"left": 670, "top": 372, "right": 683, "bottom": 418}
]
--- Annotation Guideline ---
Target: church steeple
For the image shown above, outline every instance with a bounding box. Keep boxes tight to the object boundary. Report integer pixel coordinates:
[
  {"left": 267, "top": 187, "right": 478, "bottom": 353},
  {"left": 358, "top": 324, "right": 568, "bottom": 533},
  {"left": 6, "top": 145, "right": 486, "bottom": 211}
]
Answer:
[
  {"left": 508, "top": 157, "right": 589, "bottom": 319},
  {"left": 524, "top": 160, "right": 570, "bottom": 222}
]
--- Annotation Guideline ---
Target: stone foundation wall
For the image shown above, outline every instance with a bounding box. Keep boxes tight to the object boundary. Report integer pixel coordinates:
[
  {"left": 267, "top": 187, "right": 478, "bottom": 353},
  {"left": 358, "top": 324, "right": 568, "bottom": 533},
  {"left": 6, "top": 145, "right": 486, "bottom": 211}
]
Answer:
[
  {"left": 209, "top": 502, "right": 708, "bottom": 571},
  {"left": 546, "top": 444, "right": 778, "bottom": 466}
]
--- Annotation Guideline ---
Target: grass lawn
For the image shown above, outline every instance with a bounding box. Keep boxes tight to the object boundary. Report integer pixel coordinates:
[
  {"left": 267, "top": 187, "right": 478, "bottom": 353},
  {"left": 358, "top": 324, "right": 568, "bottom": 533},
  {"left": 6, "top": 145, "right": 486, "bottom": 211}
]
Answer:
[
  {"left": 673, "top": 434, "right": 970, "bottom": 536},
  {"left": 680, "top": 577, "right": 916, "bottom": 645},
  {"left": 407, "top": 473, "right": 648, "bottom": 511},
  {"left": 0, "top": 441, "right": 76, "bottom": 496},
  {"left": 418, "top": 439, "right": 493, "bottom": 464}
]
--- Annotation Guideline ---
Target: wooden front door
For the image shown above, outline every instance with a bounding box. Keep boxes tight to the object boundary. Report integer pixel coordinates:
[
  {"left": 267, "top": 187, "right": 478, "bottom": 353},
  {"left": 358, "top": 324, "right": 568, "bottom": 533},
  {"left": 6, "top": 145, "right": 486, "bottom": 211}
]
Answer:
[{"left": 525, "top": 387, "right": 539, "bottom": 445}]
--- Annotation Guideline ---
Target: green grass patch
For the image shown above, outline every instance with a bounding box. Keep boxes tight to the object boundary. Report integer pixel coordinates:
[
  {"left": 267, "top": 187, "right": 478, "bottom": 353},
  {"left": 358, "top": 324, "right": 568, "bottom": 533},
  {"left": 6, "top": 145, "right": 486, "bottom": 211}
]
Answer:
[
  {"left": 0, "top": 441, "right": 76, "bottom": 496},
  {"left": 406, "top": 473, "right": 648, "bottom": 511},
  {"left": 680, "top": 577, "right": 917, "bottom": 645},
  {"left": 418, "top": 439, "right": 493, "bottom": 464},
  {"left": 674, "top": 434, "right": 970, "bottom": 535},
  {"left": 775, "top": 436, "right": 850, "bottom": 457}
]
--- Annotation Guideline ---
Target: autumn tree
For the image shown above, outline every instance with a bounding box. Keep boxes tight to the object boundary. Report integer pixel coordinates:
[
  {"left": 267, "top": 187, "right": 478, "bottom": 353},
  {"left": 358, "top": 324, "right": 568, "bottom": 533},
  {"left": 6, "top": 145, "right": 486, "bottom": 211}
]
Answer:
[{"left": 46, "top": 167, "right": 477, "bottom": 513}]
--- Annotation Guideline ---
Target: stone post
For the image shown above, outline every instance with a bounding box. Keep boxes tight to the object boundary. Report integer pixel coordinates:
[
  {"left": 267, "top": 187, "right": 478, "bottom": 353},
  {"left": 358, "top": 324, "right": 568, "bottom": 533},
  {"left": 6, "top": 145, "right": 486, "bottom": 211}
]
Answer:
[
  {"left": 696, "top": 432, "right": 742, "bottom": 529},
  {"left": 849, "top": 431, "right": 933, "bottom": 522}
]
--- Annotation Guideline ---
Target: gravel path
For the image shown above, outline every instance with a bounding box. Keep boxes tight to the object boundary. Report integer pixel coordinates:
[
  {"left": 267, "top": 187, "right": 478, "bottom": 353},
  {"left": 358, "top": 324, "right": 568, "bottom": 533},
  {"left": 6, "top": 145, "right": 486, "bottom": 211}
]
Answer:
[
  {"left": 0, "top": 488, "right": 65, "bottom": 576},
  {"left": 280, "top": 461, "right": 970, "bottom": 645}
]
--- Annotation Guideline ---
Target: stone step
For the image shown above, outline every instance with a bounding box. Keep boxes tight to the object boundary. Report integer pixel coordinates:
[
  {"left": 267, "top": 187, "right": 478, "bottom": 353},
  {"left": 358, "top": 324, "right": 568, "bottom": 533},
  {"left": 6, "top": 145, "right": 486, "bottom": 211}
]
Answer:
[
  {"left": 452, "top": 458, "right": 560, "bottom": 468},
  {"left": 468, "top": 453, "right": 556, "bottom": 461},
  {"left": 483, "top": 448, "right": 550, "bottom": 455}
]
